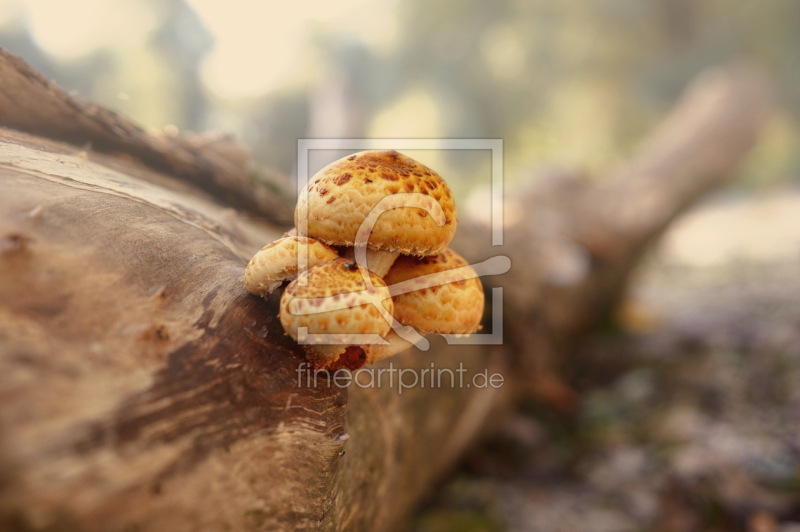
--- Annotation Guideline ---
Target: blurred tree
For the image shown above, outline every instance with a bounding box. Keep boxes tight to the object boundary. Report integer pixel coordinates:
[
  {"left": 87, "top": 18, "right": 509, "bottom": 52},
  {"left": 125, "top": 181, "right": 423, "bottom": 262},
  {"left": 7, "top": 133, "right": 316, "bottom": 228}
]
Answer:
[
  {"left": 2, "top": 0, "right": 799, "bottom": 188},
  {"left": 148, "top": 0, "right": 214, "bottom": 131}
]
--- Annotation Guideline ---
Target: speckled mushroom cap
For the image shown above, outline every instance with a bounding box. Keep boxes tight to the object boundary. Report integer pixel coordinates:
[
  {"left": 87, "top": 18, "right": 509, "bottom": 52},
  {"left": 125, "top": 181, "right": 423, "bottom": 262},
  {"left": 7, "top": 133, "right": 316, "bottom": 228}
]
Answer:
[
  {"left": 383, "top": 248, "right": 484, "bottom": 334},
  {"left": 280, "top": 258, "right": 393, "bottom": 342},
  {"left": 295, "top": 150, "right": 457, "bottom": 256},
  {"left": 244, "top": 236, "right": 339, "bottom": 297}
]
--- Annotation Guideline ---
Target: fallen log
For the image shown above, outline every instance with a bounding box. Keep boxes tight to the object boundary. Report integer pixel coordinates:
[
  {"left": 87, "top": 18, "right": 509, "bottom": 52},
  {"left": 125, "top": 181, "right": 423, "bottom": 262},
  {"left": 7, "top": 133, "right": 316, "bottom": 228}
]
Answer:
[
  {"left": 0, "top": 48, "right": 294, "bottom": 224},
  {"left": 0, "top": 49, "right": 769, "bottom": 531}
]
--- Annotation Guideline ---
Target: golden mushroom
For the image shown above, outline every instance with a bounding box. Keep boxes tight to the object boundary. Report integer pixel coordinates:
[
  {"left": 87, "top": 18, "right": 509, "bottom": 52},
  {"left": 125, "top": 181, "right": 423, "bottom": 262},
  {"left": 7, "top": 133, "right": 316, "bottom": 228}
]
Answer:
[
  {"left": 244, "top": 236, "right": 339, "bottom": 297},
  {"left": 280, "top": 258, "right": 393, "bottom": 368},
  {"left": 366, "top": 248, "right": 484, "bottom": 363},
  {"left": 384, "top": 248, "right": 484, "bottom": 334},
  {"left": 295, "top": 150, "right": 458, "bottom": 276}
]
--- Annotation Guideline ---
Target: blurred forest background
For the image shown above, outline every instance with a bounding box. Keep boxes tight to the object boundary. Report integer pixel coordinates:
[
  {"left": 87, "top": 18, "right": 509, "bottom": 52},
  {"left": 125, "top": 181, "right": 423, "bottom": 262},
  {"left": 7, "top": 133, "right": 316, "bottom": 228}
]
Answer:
[
  {"left": 2, "top": 0, "right": 800, "bottom": 201},
  {"left": 3, "top": 1, "right": 800, "bottom": 531}
]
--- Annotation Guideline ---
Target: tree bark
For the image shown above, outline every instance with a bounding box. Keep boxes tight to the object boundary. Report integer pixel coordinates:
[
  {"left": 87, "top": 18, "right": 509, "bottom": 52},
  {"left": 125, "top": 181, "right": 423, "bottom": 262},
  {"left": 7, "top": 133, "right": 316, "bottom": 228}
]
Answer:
[
  {"left": 0, "top": 50, "right": 770, "bottom": 531},
  {"left": 0, "top": 48, "right": 293, "bottom": 224}
]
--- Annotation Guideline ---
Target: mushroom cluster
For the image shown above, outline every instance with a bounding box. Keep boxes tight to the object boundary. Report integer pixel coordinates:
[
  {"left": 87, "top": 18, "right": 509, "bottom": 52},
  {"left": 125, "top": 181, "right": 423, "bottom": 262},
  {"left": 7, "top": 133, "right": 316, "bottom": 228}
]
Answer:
[{"left": 244, "top": 150, "right": 484, "bottom": 370}]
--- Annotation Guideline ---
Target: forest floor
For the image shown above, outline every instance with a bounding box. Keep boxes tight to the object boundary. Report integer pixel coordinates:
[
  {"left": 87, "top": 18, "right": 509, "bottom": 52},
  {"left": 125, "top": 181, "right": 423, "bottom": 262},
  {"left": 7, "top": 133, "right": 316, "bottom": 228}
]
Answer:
[{"left": 411, "top": 187, "right": 800, "bottom": 532}]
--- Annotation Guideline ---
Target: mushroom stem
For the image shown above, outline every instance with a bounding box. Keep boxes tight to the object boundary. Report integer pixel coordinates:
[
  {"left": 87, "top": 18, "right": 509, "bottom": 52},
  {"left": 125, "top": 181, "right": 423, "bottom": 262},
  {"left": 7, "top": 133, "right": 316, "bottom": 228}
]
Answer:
[
  {"left": 339, "top": 247, "right": 400, "bottom": 278},
  {"left": 365, "top": 330, "right": 421, "bottom": 364}
]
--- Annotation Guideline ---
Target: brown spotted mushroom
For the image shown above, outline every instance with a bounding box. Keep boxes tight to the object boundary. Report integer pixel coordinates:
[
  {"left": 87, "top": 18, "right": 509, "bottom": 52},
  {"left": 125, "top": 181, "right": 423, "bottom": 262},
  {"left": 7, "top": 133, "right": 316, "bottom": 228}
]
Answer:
[
  {"left": 244, "top": 236, "right": 339, "bottom": 296},
  {"left": 280, "top": 258, "right": 393, "bottom": 368},
  {"left": 383, "top": 248, "right": 484, "bottom": 334},
  {"left": 295, "top": 150, "right": 458, "bottom": 276},
  {"left": 364, "top": 248, "right": 484, "bottom": 363},
  {"left": 280, "top": 229, "right": 398, "bottom": 278}
]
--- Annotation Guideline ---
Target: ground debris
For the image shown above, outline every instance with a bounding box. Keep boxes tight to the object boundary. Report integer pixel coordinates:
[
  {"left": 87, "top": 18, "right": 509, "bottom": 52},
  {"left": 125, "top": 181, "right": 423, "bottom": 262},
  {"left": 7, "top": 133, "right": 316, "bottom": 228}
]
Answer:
[{"left": 414, "top": 205, "right": 800, "bottom": 532}]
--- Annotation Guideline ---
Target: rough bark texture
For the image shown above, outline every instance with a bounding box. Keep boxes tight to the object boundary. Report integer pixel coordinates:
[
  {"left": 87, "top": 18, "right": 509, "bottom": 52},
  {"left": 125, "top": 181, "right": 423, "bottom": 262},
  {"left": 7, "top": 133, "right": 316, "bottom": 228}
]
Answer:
[
  {"left": 0, "top": 50, "right": 770, "bottom": 531},
  {"left": 0, "top": 47, "right": 293, "bottom": 224}
]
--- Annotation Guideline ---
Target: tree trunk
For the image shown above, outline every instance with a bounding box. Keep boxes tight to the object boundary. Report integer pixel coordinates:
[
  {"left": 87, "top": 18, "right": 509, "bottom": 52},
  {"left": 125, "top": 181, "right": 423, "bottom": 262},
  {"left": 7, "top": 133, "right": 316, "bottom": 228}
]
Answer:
[{"left": 0, "top": 49, "right": 770, "bottom": 531}]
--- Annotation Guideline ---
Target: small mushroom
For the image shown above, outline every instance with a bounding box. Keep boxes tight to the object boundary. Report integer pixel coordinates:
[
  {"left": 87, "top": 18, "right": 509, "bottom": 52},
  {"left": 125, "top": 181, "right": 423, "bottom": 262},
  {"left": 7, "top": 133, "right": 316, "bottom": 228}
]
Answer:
[
  {"left": 382, "top": 248, "right": 484, "bottom": 335},
  {"left": 363, "top": 248, "right": 484, "bottom": 363},
  {"left": 244, "top": 236, "right": 339, "bottom": 297},
  {"left": 280, "top": 258, "right": 393, "bottom": 368},
  {"left": 282, "top": 227, "right": 399, "bottom": 277},
  {"left": 295, "top": 150, "right": 458, "bottom": 270}
]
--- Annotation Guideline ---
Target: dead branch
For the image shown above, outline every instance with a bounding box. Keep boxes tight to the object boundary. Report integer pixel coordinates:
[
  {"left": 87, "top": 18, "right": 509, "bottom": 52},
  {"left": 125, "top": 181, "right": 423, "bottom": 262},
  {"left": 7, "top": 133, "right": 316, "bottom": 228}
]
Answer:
[{"left": 0, "top": 47, "right": 293, "bottom": 223}]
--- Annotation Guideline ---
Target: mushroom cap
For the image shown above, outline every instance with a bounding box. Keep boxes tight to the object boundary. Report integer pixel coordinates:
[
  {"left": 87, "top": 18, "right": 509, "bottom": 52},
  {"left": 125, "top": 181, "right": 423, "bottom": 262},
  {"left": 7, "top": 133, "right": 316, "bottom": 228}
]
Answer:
[
  {"left": 244, "top": 236, "right": 339, "bottom": 297},
  {"left": 295, "top": 150, "right": 457, "bottom": 256},
  {"left": 383, "top": 248, "right": 484, "bottom": 334},
  {"left": 280, "top": 258, "right": 393, "bottom": 342}
]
